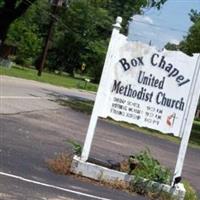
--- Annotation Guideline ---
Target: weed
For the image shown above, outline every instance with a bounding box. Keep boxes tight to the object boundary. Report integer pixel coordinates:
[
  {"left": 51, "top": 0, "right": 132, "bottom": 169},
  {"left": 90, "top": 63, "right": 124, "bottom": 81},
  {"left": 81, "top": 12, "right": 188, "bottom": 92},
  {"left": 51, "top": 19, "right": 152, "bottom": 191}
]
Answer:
[
  {"left": 119, "top": 159, "right": 130, "bottom": 173},
  {"left": 148, "top": 191, "right": 175, "bottom": 200},
  {"left": 67, "top": 139, "right": 82, "bottom": 156},
  {"left": 183, "top": 180, "right": 198, "bottom": 200},
  {"left": 100, "top": 179, "right": 130, "bottom": 192},
  {"left": 46, "top": 153, "right": 72, "bottom": 175},
  {"left": 129, "top": 149, "right": 171, "bottom": 185}
]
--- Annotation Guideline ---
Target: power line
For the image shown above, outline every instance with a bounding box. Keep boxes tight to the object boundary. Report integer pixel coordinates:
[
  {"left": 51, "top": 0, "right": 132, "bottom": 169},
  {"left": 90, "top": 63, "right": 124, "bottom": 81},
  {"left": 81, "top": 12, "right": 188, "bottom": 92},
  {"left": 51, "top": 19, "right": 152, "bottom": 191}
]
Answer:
[
  {"left": 131, "top": 33, "right": 165, "bottom": 43},
  {"left": 133, "top": 33, "right": 165, "bottom": 42},
  {"left": 132, "top": 18, "right": 188, "bottom": 34}
]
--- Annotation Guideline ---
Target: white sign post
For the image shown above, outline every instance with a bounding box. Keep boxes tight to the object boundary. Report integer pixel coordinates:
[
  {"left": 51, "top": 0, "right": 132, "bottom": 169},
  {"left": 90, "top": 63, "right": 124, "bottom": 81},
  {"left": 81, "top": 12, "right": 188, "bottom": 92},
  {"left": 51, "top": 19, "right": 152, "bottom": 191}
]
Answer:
[
  {"left": 172, "top": 55, "right": 200, "bottom": 185},
  {"left": 80, "top": 17, "right": 200, "bottom": 187},
  {"left": 81, "top": 17, "right": 124, "bottom": 162}
]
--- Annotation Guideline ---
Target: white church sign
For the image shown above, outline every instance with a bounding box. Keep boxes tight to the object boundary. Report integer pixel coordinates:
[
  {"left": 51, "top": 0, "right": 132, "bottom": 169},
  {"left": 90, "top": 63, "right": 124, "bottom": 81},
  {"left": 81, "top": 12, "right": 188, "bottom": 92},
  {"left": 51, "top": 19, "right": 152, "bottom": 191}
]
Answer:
[
  {"left": 81, "top": 17, "right": 200, "bottom": 185},
  {"left": 97, "top": 42, "right": 199, "bottom": 137}
]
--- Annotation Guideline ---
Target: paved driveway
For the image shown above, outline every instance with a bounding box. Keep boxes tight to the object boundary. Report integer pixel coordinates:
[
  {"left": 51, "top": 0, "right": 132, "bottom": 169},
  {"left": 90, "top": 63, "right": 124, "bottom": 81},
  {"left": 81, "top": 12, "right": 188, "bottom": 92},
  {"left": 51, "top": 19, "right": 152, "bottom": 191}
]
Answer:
[
  {"left": 0, "top": 75, "right": 199, "bottom": 198},
  {"left": 0, "top": 75, "right": 95, "bottom": 114},
  {"left": 0, "top": 75, "right": 147, "bottom": 200}
]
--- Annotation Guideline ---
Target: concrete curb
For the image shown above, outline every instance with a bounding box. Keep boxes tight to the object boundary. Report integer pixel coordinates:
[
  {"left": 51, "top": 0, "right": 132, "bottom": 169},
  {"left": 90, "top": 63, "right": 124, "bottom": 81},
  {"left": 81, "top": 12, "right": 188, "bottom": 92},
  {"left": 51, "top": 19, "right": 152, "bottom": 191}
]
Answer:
[{"left": 70, "top": 156, "right": 185, "bottom": 200}]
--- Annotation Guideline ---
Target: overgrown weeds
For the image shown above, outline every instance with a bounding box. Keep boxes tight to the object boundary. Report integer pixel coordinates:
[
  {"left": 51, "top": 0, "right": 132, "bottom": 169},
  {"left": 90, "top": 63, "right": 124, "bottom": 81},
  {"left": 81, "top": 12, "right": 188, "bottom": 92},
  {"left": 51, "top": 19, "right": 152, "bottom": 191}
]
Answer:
[
  {"left": 47, "top": 153, "right": 72, "bottom": 175},
  {"left": 100, "top": 179, "right": 130, "bottom": 192},
  {"left": 46, "top": 141, "right": 198, "bottom": 200},
  {"left": 128, "top": 149, "right": 171, "bottom": 185},
  {"left": 67, "top": 139, "right": 82, "bottom": 156},
  {"left": 183, "top": 180, "right": 198, "bottom": 200}
]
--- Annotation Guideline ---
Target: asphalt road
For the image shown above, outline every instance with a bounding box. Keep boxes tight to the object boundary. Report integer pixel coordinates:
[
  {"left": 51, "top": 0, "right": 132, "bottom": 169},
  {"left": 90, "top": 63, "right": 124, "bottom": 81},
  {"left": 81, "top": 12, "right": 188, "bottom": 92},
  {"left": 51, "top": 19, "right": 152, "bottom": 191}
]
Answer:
[
  {"left": 0, "top": 76, "right": 146, "bottom": 200},
  {"left": 0, "top": 76, "right": 95, "bottom": 114},
  {"left": 0, "top": 76, "right": 200, "bottom": 199}
]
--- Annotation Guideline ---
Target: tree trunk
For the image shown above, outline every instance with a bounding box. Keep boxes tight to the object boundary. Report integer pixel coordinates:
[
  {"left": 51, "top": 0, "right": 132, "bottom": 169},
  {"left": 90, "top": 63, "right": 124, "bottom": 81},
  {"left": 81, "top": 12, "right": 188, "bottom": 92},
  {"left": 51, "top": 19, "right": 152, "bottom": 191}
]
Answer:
[
  {"left": 0, "top": 29, "right": 9, "bottom": 45},
  {"left": 0, "top": 13, "right": 14, "bottom": 57},
  {"left": 0, "top": 11, "right": 13, "bottom": 44},
  {"left": 196, "top": 109, "right": 200, "bottom": 118},
  {"left": 0, "top": 12, "right": 13, "bottom": 57},
  {"left": 0, "top": 0, "right": 37, "bottom": 44}
]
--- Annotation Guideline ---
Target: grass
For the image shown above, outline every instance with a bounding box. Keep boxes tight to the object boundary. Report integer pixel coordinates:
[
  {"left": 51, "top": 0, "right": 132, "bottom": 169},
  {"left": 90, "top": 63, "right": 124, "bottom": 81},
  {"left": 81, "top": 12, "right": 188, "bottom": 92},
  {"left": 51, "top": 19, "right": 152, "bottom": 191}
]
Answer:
[
  {"left": 190, "top": 120, "right": 200, "bottom": 147},
  {"left": 57, "top": 98, "right": 200, "bottom": 149},
  {"left": 46, "top": 153, "right": 72, "bottom": 175},
  {"left": 183, "top": 180, "right": 198, "bottom": 200},
  {"left": 120, "top": 119, "right": 200, "bottom": 149},
  {"left": 0, "top": 65, "right": 98, "bottom": 92},
  {"left": 57, "top": 98, "right": 94, "bottom": 114}
]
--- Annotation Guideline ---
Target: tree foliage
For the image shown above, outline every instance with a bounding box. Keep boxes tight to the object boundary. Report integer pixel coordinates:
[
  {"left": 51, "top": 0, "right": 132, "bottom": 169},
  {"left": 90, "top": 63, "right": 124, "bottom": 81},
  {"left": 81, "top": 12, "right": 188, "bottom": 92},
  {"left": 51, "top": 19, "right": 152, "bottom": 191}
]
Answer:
[
  {"left": 48, "top": 0, "right": 166, "bottom": 81},
  {"left": 0, "top": 0, "right": 37, "bottom": 43},
  {"left": 164, "top": 42, "right": 179, "bottom": 51},
  {"left": 48, "top": 0, "right": 113, "bottom": 81},
  {"left": 6, "top": 0, "right": 50, "bottom": 65},
  {"left": 3, "top": 0, "right": 167, "bottom": 82},
  {"left": 165, "top": 10, "right": 200, "bottom": 55},
  {"left": 179, "top": 10, "right": 200, "bottom": 55}
]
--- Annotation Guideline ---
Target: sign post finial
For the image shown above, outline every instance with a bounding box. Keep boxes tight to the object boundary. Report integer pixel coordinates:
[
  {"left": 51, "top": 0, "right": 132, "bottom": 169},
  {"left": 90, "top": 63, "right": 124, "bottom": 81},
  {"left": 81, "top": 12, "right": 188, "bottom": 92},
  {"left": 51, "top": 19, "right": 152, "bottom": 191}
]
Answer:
[{"left": 113, "top": 16, "right": 122, "bottom": 30}]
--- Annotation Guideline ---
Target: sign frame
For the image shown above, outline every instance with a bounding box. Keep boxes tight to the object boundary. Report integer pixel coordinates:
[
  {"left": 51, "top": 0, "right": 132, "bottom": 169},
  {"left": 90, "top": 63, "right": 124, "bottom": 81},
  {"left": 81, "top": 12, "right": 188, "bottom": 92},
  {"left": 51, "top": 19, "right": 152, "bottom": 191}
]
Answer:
[{"left": 80, "top": 17, "right": 200, "bottom": 186}]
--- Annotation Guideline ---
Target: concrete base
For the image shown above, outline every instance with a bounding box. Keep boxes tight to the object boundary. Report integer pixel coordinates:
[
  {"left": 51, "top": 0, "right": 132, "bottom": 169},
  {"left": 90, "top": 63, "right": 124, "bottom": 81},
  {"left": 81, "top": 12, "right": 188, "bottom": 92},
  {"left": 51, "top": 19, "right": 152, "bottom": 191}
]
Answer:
[{"left": 71, "top": 156, "right": 185, "bottom": 200}]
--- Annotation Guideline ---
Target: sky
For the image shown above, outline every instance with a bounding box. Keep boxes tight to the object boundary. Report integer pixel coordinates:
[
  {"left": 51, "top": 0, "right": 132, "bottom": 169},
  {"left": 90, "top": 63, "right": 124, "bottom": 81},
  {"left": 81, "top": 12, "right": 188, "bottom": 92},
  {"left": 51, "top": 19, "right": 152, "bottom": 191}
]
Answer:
[{"left": 128, "top": 0, "right": 200, "bottom": 49}]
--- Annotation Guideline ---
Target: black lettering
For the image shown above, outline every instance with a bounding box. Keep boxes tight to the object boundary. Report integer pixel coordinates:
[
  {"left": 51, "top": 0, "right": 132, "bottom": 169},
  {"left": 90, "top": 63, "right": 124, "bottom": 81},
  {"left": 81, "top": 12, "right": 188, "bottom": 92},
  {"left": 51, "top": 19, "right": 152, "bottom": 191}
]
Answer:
[
  {"left": 119, "top": 58, "right": 130, "bottom": 71},
  {"left": 151, "top": 53, "right": 159, "bottom": 66},
  {"left": 176, "top": 75, "right": 184, "bottom": 83},
  {"left": 137, "top": 71, "right": 144, "bottom": 84},
  {"left": 137, "top": 57, "right": 144, "bottom": 65},
  {"left": 165, "top": 63, "right": 173, "bottom": 73},
  {"left": 168, "top": 68, "right": 179, "bottom": 77},
  {"left": 158, "top": 56, "right": 166, "bottom": 69},
  {"left": 111, "top": 80, "right": 121, "bottom": 93},
  {"left": 178, "top": 79, "right": 190, "bottom": 87},
  {"left": 131, "top": 58, "right": 137, "bottom": 67}
]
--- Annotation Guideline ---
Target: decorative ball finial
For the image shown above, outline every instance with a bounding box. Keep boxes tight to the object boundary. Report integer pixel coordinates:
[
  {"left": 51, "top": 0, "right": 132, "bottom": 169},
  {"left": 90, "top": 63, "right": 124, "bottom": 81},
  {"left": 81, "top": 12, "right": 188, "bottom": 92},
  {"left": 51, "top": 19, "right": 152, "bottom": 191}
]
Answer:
[
  {"left": 116, "top": 16, "right": 122, "bottom": 24},
  {"left": 113, "top": 16, "right": 122, "bottom": 29}
]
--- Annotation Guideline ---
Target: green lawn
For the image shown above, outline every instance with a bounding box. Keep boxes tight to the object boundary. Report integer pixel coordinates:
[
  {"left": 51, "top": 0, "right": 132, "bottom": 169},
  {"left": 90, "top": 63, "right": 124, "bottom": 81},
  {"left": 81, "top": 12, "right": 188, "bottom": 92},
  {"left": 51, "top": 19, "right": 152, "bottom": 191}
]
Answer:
[
  {"left": 190, "top": 120, "right": 200, "bottom": 147},
  {"left": 0, "top": 65, "right": 98, "bottom": 92}
]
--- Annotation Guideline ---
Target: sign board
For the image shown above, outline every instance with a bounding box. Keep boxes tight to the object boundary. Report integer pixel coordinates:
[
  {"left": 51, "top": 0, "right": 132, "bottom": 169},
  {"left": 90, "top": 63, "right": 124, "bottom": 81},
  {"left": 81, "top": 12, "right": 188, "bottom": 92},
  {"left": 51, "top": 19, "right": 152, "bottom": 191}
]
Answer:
[
  {"left": 97, "top": 41, "right": 200, "bottom": 137},
  {"left": 81, "top": 17, "right": 200, "bottom": 185}
]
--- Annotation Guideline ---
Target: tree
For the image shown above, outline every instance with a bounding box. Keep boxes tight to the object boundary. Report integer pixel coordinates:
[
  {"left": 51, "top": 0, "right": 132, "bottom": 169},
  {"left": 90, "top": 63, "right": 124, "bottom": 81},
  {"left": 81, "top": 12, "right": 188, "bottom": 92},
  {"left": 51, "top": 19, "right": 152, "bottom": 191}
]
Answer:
[
  {"left": 165, "top": 10, "right": 200, "bottom": 55},
  {"left": 0, "top": 0, "right": 36, "bottom": 44},
  {"left": 5, "top": 0, "right": 49, "bottom": 65},
  {"left": 2, "top": 0, "right": 167, "bottom": 81},
  {"left": 165, "top": 42, "right": 179, "bottom": 51},
  {"left": 48, "top": 0, "right": 113, "bottom": 79},
  {"left": 102, "top": 0, "right": 167, "bottom": 30},
  {"left": 189, "top": 9, "right": 200, "bottom": 23},
  {"left": 179, "top": 11, "right": 200, "bottom": 55},
  {"left": 48, "top": 0, "right": 167, "bottom": 81}
]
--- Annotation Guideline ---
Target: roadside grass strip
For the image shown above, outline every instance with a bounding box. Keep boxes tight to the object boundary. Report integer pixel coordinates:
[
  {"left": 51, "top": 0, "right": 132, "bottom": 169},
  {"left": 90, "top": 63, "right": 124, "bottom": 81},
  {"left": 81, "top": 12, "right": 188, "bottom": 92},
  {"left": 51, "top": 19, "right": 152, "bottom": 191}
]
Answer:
[{"left": 0, "top": 66, "right": 98, "bottom": 92}]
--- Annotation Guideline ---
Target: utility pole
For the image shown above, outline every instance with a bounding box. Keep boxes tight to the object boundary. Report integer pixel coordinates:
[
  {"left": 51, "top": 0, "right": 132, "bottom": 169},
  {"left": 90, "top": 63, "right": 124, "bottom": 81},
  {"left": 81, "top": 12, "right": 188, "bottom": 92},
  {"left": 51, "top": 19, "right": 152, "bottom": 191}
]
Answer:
[{"left": 37, "top": 0, "right": 64, "bottom": 76}]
